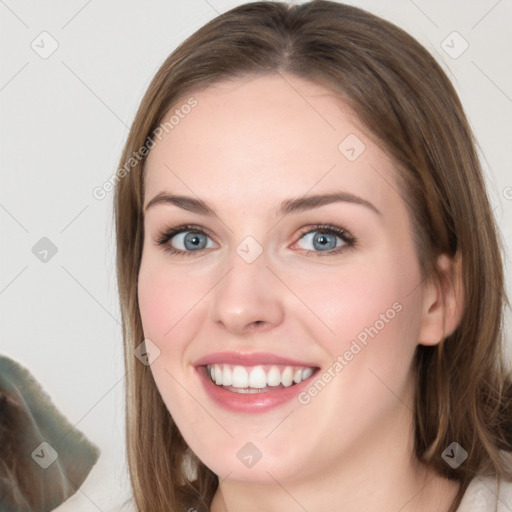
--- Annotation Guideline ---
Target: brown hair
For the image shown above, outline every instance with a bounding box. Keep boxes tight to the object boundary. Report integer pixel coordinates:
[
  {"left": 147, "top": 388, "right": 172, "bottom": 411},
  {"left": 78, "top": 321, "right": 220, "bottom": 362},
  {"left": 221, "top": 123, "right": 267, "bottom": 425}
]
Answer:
[{"left": 113, "top": 1, "right": 512, "bottom": 511}]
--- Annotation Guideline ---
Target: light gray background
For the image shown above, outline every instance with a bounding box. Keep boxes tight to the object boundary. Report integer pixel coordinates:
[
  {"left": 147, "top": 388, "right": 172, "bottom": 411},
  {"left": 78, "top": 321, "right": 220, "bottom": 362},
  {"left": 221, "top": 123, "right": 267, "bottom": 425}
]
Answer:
[{"left": 1, "top": 0, "right": 511, "bottom": 509}]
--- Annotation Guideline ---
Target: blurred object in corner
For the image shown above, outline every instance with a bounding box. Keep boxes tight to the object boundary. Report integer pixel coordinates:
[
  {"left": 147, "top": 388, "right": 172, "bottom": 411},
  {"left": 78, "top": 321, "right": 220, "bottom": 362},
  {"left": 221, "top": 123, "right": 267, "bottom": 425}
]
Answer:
[{"left": 0, "top": 355, "right": 100, "bottom": 512}]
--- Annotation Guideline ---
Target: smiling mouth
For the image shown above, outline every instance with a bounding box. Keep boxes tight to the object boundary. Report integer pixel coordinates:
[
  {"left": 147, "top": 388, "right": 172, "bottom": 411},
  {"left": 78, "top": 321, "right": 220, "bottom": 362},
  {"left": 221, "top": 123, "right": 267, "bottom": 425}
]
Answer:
[{"left": 203, "top": 363, "right": 318, "bottom": 393}]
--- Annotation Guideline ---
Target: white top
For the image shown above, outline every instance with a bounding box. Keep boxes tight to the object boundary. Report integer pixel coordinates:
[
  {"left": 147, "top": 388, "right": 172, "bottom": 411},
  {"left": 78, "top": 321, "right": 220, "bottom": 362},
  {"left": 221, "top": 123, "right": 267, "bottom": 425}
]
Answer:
[{"left": 457, "top": 475, "right": 512, "bottom": 511}]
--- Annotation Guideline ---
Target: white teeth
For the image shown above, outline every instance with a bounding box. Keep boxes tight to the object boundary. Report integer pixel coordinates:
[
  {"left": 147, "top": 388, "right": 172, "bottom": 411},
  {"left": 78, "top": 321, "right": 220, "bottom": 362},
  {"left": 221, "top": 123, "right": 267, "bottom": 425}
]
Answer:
[
  {"left": 281, "top": 366, "right": 294, "bottom": 387},
  {"left": 249, "top": 366, "right": 267, "bottom": 388},
  {"left": 231, "top": 366, "right": 249, "bottom": 388},
  {"left": 223, "top": 365, "right": 232, "bottom": 386},
  {"left": 214, "top": 364, "right": 223, "bottom": 385},
  {"left": 267, "top": 366, "right": 281, "bottom": 387},
  {"left": 206, "top": 363, "right": 316, "bottom": 389},
  {"left": 302, "top": 367, "right": 314, "bottom": 380}
]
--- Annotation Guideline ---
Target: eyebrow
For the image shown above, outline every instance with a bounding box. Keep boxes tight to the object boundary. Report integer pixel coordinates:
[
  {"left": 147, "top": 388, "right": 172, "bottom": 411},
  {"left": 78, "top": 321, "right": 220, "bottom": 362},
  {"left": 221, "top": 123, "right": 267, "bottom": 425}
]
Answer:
[{"left": 144, "top": 191, "right": 382, "bottom": 217}]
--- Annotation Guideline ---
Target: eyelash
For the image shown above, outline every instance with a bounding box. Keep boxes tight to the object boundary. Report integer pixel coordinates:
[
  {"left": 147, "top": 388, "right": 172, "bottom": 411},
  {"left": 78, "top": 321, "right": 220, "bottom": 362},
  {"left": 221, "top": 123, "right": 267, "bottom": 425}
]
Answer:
[{"left": 155, "top": 223, "right": 357, "bottom": 257}]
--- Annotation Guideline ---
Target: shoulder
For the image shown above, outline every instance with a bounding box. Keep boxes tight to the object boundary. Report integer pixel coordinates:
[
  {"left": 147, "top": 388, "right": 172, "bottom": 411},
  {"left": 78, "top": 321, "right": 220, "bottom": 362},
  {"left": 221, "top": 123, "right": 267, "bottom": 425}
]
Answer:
[{"left": 457, "top": 474, "right": 512, "bottom": 511}]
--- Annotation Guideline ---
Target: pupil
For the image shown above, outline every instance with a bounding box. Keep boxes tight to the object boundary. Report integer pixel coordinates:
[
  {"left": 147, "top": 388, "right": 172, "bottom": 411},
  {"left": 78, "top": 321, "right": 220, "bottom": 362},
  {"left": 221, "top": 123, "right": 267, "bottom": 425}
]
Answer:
[
  {"left": 185, "top": 232, "right": 204, "bottom": 249},
  {"left": 315, "top": 232, "right": 335, "bottom": 250}
]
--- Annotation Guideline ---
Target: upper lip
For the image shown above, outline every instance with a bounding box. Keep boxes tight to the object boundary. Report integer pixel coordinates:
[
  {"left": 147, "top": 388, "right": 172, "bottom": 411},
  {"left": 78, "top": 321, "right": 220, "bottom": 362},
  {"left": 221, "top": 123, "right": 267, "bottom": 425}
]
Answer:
[{"left": 193, "top": 351, "right": 318, "bottom": 368}]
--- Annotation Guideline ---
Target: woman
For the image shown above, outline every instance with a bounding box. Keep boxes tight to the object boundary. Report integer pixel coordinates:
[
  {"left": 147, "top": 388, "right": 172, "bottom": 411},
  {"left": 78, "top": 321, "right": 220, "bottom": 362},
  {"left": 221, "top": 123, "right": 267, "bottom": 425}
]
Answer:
[{"left": 113, "top": 1, "right": 512, "bottom": 511}]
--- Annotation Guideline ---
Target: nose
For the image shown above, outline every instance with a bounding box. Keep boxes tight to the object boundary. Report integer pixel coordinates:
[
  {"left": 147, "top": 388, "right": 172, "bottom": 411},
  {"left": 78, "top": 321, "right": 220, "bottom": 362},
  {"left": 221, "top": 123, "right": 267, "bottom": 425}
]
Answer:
[{"left": 209, "top": 245, "right": 285, "bottom": 336}]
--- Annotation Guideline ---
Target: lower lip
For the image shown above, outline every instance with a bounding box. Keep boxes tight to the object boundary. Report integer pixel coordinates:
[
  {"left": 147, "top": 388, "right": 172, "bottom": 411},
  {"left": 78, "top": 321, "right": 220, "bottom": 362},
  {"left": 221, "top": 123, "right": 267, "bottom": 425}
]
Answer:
[{"left": 196, "top": 366, "right": 317, "bottom": 414}]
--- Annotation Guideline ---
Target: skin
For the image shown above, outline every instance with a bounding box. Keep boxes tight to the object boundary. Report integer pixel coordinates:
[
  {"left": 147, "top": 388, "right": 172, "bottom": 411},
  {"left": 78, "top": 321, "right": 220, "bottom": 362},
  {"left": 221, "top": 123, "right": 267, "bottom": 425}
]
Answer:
[{"left": 137, "top": 73, "right": 464, "bottom": 512}]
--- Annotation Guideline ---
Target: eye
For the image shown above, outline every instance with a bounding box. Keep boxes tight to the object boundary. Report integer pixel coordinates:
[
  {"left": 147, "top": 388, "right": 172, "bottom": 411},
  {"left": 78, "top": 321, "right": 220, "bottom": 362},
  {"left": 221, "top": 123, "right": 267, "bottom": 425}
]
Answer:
[
  {"left": 155, "top": 224, "right": 216, "bottom": 256},
  {"left": 155, "top": 223, "right": 357, "bottom": 257},
  {"left": 292, "top": 224, "right": 356, "bottom": 256}
]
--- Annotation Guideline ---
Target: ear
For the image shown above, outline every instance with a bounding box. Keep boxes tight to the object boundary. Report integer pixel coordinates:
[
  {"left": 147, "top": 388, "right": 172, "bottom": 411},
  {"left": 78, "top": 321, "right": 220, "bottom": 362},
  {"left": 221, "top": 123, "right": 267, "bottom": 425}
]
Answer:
[{"left": 417, "top": 252, "right": 464, "bottom": 346}]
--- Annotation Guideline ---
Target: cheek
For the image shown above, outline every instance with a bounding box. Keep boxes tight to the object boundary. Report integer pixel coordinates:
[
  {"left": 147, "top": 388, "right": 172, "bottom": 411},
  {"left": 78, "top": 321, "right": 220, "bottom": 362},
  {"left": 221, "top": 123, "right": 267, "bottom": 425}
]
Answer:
[
  {"left": 289, "top": 253, "right": 417, "bottom": 354},
  {"left": 290, "top": 257, "right": 422, "bottom": 440},
  {"left": 137, "top": 267, "right": 172, "bottom": 339},
  {"left": 137, "top": 256, "right": 201, "bottom": 415},
  {"left": 333, "top": 272, "right": 403, "bottom": 343},
  {"left": 137, "top": 254, "right": 202, "bottom": 342},
  {"left": 322, "top": 252, "right": 423, "bottom": 406}
]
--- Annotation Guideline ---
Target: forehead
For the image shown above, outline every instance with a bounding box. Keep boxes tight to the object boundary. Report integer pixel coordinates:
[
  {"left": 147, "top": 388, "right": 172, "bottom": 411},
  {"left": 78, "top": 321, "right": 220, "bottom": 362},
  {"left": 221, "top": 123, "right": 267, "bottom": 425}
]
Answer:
[{"left": 143, "top": 73, "right": 398, "bottom": 217}]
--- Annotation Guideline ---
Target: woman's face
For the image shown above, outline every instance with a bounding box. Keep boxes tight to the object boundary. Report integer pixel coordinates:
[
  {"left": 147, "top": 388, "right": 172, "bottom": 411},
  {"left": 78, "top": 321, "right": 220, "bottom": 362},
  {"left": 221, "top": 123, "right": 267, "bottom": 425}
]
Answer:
[{"left": 138, "top": 73, "right": 427, "bottom": 483}]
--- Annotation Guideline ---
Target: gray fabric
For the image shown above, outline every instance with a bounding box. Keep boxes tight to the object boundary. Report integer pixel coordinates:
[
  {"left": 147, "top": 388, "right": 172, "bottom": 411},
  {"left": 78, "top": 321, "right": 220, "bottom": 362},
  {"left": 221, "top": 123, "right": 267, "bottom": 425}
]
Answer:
[{"left": 0, "top": 355, "right": 100, "bottom": 512}]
